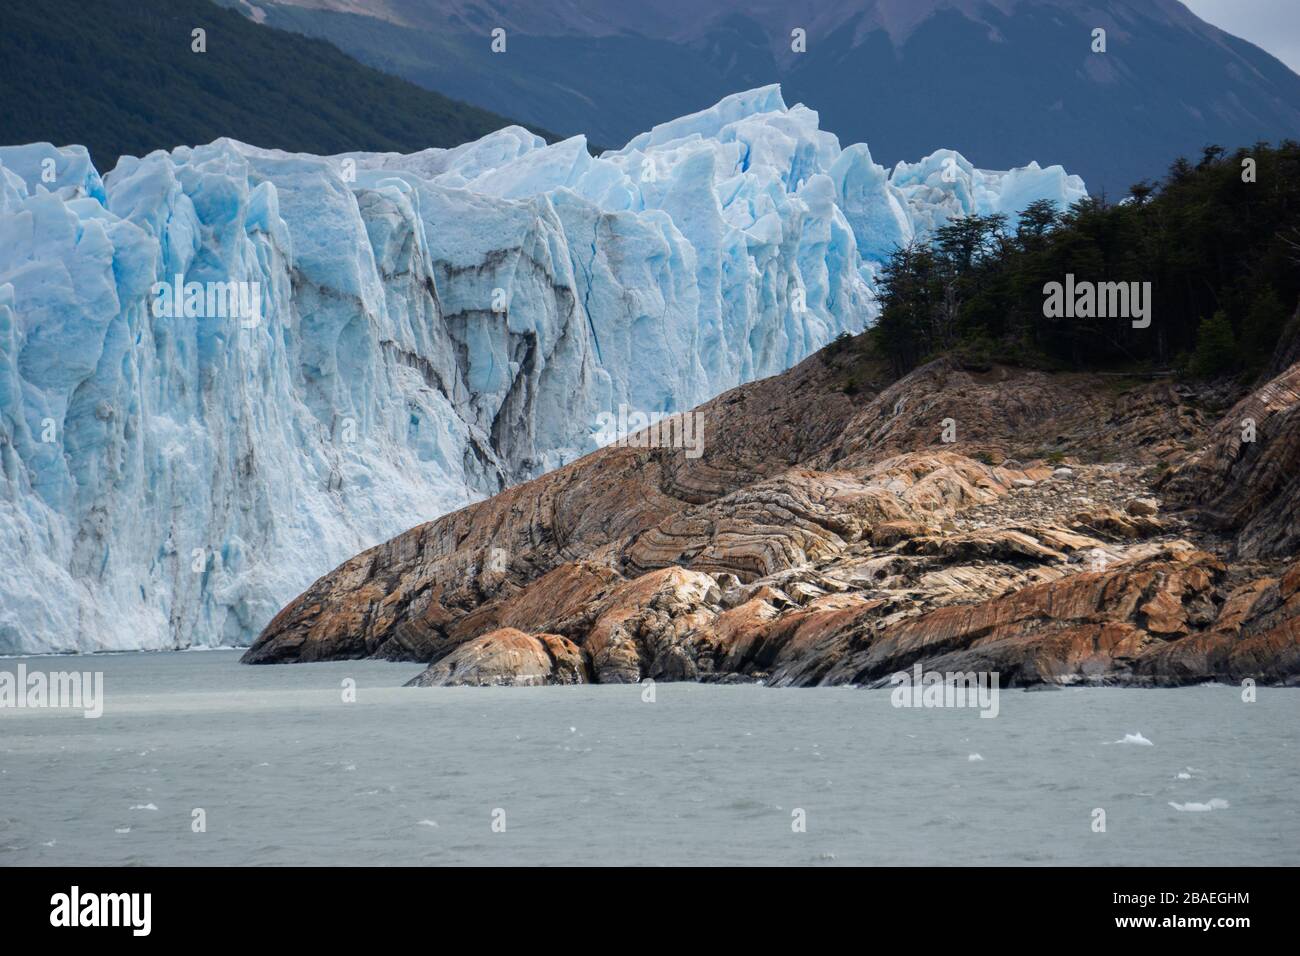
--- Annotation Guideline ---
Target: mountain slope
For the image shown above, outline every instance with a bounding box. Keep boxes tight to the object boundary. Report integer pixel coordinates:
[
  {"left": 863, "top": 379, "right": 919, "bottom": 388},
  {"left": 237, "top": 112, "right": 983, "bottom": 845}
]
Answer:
[
  {"left": 229, "top": 0, "right": 1300, "bottom": 194},
  {"left": 0, "top": 0, "right": 551, "bottom": 172}
]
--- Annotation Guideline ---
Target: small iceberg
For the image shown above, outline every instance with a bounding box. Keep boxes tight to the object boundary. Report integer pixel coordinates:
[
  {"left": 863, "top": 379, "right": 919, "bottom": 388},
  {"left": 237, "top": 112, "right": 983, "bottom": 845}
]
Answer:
[
  {"left": 1113, "top": 732, "right": 1153, "bottom": 746},
  {"left": 1169, "top": 799, "right": 1229, "bottom": 812},
  {"left": 968, "top": 753, "right": 984, "bottom": 762}
]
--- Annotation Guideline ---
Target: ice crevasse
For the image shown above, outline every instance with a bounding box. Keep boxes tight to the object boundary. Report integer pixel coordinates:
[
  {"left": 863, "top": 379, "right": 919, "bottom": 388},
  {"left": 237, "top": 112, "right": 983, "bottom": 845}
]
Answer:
[{"left": 0, "top": 85, "right": 1085, "bottom": 653}]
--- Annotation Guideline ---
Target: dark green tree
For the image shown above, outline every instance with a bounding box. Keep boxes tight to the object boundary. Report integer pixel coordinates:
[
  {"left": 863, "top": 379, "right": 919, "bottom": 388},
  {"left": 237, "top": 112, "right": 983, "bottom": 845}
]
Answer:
[
  {"left": 869, "top": 141, "right": 1300, "bottom": 380},
  {"left": 1241, "top": 287, "right": 1289, "bottom": 372},
  {"left": 1190, "top": 311, "right": 1238, "bottom": 378}
]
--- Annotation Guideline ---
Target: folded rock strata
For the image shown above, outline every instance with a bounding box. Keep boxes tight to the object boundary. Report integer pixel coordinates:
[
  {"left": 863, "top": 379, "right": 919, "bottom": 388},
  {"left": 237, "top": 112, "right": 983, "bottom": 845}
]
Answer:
[
  {"left": 244, "top": 347, "right": 1300, "bottom": 687},
  {"left": 1162, "top": 360, "right": 1300, "bottom": 559},
  {"left": 405, "top": 628, "right": 587, "bottom": 687}
]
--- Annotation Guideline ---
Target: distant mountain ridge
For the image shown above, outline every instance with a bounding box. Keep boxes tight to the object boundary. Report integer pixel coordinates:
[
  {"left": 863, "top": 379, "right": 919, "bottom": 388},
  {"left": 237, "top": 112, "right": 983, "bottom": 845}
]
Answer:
[
  {"left": 0, "top": 0, "right": 552, "bottom": 172},
  {"left": 225, "top": 0, "right": 1300, "bottom": 193}
]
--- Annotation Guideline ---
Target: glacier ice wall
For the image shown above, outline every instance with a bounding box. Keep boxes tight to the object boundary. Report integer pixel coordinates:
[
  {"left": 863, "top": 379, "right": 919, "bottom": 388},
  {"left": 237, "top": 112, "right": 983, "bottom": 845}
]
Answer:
[{"left": 0, "top": 85, "right": 1085, "bottom": 653}]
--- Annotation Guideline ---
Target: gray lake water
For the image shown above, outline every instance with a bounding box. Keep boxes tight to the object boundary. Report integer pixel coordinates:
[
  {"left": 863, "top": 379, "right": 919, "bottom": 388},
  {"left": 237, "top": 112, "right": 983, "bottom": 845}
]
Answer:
[{"left": 1, "top": 651, "right": 1296, "bottom": 866}]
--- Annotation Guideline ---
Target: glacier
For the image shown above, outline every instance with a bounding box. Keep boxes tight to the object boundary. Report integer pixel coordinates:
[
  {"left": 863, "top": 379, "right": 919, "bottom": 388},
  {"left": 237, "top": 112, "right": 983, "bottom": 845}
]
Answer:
[{"left": 0, "top": 85, "right": 1085, "bottom": 654}]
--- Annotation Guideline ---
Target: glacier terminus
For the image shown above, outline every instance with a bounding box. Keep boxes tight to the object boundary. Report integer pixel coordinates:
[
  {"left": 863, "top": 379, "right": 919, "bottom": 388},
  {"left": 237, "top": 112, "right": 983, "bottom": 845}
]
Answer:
[{"left": 0, "top": 86, "right": 1085, "bottom": 654}]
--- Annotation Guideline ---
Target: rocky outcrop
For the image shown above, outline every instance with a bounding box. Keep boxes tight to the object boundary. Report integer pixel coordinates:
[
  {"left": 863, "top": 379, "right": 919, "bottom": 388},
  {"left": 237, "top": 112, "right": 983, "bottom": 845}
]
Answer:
[
  {"left": 1163, "top": 361, "right": 1300, "bottom": 558},
  {"left": 242, "top": 351, "right": 860, "bottom": 664},
  {"left": 775, "top": 545, "right": 1233, "bottom": 687},
  {"left": 1134, "top": 561, "right": 1300, "bottom": 685},
  {"left": 404, "top": 629, "right": 587, "bottom": 687},
  {"left": 807, "top": 359, "right": 1208, "bottom": 471},
  {"left": 583, "top": 568, "right": 724, "bottom": 683},
  {"left": 246, "top": 342, "right": 1300, "bottom": 688}
]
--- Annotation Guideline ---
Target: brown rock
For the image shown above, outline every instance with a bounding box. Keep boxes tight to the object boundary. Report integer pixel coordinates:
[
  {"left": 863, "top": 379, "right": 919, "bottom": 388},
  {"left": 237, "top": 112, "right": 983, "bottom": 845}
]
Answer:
[
  {"left": 1125, "top": 497, "right": 1160, "bottom": 517},
  {"left": 405, "top": 629, "right": 588, "bottom": 687},
  {"left": 583, "top": 567, "right": 722, "bottom": 683},
  {"left": 1068, "top": 507, "right": 1162, "bottom": 540},
  {"left": 1165, "top": 361, "right": 1300, "bottom": 558},
  {"left": 871, "top": 519, "right": 930, "bottom": 547},
  {"left": 243, "top": 341, "right": 1300, "bottom": 688}
]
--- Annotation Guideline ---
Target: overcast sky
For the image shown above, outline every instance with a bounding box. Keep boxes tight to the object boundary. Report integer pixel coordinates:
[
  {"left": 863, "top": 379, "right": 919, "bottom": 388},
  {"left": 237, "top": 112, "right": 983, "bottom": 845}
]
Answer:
[{"left": 1182, "top": 0, "right": 1300, "bottom": 73}]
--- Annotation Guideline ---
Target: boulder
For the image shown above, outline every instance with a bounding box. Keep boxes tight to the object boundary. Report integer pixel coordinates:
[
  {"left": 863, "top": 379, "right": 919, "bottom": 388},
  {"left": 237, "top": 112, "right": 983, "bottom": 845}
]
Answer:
[
  {"left": 1125, "top": 497, "right": 1159, "bottom": 517},
  {"left": 405, "top": 629, "right": 588, "bottom": 687}
]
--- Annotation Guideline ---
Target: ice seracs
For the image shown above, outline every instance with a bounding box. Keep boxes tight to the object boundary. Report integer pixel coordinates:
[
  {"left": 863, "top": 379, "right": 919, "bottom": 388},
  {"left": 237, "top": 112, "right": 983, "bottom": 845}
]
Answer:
[{"left": 0, "top": 86, "right": 1086, "bottom": 653}]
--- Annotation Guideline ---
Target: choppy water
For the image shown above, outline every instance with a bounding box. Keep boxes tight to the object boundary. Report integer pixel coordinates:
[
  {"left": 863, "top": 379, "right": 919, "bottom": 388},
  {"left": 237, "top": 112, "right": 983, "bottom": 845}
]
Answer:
[{"left": 1, "top": 651, "right": 1296, "bottom": 865}]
